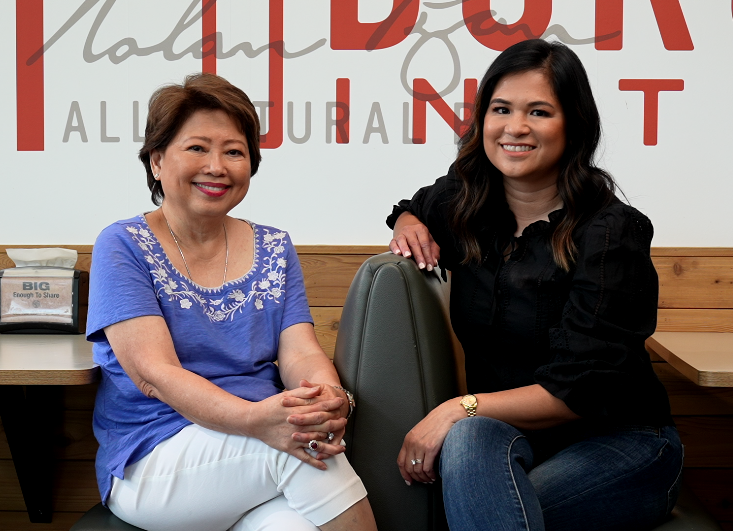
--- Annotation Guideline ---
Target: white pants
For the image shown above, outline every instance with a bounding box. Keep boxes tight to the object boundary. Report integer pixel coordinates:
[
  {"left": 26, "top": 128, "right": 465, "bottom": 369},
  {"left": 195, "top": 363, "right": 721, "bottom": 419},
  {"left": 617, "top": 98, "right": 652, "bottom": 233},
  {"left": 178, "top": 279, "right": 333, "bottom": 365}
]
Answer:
[{"left": 108, "top": 425, "right": 367, "bottom": 531}]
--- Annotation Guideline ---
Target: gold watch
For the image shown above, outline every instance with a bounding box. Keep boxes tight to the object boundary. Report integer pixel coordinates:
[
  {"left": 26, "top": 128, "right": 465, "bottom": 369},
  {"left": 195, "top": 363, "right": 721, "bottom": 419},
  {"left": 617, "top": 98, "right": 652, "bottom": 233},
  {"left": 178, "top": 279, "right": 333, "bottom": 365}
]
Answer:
[{"left": 460, "top": 394, "right": 478, "bottom": 417}]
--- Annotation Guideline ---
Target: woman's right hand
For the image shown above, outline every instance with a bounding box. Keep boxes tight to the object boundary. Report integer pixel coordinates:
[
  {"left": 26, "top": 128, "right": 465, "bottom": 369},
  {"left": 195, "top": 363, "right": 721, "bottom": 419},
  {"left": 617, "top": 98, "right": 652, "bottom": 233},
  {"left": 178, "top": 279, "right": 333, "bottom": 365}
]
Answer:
[
  {"left": 247, "top": 386, "right": 347, "bottom": 470},
  {"left": 390, "top": 212, "right": 440, "bottom": 271}
]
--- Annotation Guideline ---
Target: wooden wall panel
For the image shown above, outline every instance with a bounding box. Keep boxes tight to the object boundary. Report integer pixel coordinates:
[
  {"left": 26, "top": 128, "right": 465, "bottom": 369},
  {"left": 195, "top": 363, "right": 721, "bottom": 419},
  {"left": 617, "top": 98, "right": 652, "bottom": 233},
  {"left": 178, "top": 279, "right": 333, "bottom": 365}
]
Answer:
[
  {"left": 674, "top": 417, "right": 733, "bottom": 468},
  {"left": 683, "top": 469, "right": 733, "bottom": 522},
  {"left": 298, "top": 254, "right": 371, "bottom": 306},
  {"left": 312, "top": 307, "right": 342, "bottom": 359},
  {"left": 657, "top": 309, "right": 733, "bottom": 333},
  {"left": 0, "top": 458, "right": 102, "bottom": 512},
  {"left": 0, "top": 459, "right": 27, "bottom": 511},
  {"left": 0, "top": 511, "right": 83, "bottom": 531},
  {"left": 654, "top": 256, "right": 733, "bottom": 309},
  {"left": 51, "top": 461, "right": 99, "bottom": 513},
  {"left": 654, "top": 363, "right": 733, "bottom": 415}
]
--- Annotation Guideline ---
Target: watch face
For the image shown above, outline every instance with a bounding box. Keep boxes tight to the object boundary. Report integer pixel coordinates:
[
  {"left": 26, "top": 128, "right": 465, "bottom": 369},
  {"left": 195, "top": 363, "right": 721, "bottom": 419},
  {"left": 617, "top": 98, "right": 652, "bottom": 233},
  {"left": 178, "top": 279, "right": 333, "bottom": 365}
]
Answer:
[{"left": 461, "top": 395, "right": 477, "bottom": 408}]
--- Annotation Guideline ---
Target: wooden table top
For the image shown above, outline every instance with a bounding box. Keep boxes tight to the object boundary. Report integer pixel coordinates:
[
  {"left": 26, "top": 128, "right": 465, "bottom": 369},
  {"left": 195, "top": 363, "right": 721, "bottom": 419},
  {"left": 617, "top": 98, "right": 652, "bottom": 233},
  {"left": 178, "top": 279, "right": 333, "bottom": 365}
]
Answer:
[
  {"left": 0, "top": 334, "right": 98, "bottom": 385},
  {"left": 646, "top": 332, "right": 733, "bottom": 387}
]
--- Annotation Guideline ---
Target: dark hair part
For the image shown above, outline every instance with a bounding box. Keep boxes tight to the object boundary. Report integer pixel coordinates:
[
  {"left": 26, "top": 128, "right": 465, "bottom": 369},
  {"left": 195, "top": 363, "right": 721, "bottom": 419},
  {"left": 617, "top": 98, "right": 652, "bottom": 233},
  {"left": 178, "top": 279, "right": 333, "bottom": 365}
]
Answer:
[
  {"left": 139, "top": 73, "right": 262, "bottom": 205},
  {"left": 452, "top": 39, "right": 617, "bottom": 270}
]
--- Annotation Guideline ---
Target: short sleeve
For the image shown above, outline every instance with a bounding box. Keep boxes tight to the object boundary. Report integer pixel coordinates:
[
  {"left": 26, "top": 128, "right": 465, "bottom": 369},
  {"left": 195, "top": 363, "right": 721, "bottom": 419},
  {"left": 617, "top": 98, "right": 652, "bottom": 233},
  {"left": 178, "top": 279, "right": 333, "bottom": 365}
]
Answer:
[
  {"left": 279, "top": 235, "right": 314, "bottom": 332},
  {"left": 534, "top": 206, "right": 662, "bottom": 420},
  {"left": 385, "top": 165, "right": 461, "bottom": 269},
  {"left": 86, "top": 223, "right": 163, "bottom": 342}
]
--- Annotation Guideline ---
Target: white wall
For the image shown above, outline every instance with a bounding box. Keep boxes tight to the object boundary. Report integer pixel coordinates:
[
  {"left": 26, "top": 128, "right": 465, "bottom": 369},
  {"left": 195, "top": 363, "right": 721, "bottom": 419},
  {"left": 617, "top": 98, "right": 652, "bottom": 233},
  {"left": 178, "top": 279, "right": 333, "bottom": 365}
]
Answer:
[{"left": 3, "top": 0, "right": 731, "bottom": 246}]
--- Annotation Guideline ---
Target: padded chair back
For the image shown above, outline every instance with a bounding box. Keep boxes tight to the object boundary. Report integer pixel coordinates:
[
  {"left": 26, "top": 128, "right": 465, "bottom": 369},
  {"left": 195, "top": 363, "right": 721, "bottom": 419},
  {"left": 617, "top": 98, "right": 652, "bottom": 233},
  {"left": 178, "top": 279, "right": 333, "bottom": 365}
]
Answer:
[{"left": 334, "top": 253, "right": 458, "bottom": 531}]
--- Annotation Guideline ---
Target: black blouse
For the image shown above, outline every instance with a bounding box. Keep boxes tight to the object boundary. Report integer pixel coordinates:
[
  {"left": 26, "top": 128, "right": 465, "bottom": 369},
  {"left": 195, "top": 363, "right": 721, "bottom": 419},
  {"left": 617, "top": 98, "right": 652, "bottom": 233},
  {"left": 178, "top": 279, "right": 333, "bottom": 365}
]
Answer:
[{"left": 387, "top": 166, "right": 672, "bottom": 427}]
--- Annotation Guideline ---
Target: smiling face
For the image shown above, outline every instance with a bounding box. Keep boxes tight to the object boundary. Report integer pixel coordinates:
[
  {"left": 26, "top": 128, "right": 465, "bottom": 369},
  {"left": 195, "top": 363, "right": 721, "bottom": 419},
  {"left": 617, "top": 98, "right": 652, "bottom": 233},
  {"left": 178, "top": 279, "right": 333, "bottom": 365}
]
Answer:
[
  {"left": 483, "top": 69, "right": 566, "bottom": 188},
  {"left": 151, "top": 109, "right": 251, "bottom": 222}
]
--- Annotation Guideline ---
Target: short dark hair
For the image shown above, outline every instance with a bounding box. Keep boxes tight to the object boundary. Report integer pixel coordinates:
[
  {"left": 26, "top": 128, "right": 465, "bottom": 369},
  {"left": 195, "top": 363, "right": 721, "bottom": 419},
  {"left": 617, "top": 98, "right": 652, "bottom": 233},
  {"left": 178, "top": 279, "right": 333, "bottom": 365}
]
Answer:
[
  {"left": 139, "top": 73, "right": 262, "bottom": 205},
  {"left": 452, "top": 39, "right": 617, "bottom": 269}
]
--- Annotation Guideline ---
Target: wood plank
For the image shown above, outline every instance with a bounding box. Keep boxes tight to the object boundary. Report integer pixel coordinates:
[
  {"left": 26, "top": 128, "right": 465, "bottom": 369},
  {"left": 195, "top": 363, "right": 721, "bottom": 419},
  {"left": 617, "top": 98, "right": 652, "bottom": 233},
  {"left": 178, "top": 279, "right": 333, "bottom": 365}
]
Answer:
[
  {"left": 1, "top": 410, "right": 98, "bottom": 461},
  {"left": 54, "top": 411, "right": 97, "bottom": 461},
  {"left": 654, "top": 256, "right": 733, "bottom": 309},
  {"left": 652, "top": 248, "right": 733, "bottom": 257},
  {"left": 1, "top": 244, "right": 386, "bottom": 257},
  {"left": 0, "top": 511, "right": 84, "bottom": 530},
  {"left": 312, "top": 307, "right": 342, "bottom": 359},
  {"left": 654, "top": 363, "right": 733, "bottom": 415},
  {"left": 0, "top": 459, "right": 25, "bottom": 511},
  {"left": 657, "top": 309, "right": 733, "bottom": 333},
  {"left": 675, "top": 417, "right": 733, "bottom": 467},
  {"left": 51, "top": 461, "right": 100, "bottom": 513},
  {"left": 296, "top": 245, "right": 387, "bottom": 256},
  {"left": 683, "top": 468, "right": 733, "bottom": 522},
  {"left": 0, "top": 460, "right": 99, "bottom": 513},
  {"left": 62, "top": 384, "right": 97, "bottom": 411},
  {"left": 298, "top": 254, "right": 372, "bottom": 306}
]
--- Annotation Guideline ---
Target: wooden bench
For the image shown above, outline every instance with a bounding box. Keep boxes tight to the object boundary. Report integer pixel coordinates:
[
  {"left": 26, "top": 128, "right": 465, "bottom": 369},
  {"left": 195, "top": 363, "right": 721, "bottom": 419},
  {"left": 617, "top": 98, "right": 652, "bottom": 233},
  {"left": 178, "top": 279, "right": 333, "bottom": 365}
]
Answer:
[
  {"left": 646, "top": 248, "right": 733, "bottom": 530},
  {"left": 1, "top": 245, "right": 732, "bottom": 529}
]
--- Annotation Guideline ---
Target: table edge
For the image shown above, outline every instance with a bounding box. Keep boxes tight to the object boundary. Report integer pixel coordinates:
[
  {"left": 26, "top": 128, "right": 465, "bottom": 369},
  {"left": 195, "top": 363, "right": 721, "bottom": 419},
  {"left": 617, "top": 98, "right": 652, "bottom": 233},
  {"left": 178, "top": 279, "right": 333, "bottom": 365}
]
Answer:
[{"left": 0, "top": 366, "right": 99, "bottom": 385}]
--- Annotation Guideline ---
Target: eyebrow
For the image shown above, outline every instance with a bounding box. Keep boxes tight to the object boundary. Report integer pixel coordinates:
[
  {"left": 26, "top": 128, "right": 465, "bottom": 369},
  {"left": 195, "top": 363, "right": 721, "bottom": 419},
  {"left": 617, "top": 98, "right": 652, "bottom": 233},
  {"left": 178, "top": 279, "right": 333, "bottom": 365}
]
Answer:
[
  {"left": 490, "top": 98, "right": 556, "bottom": 109},
  {"left": 184, "top": 136, "right": 246, "bottom": 145}
]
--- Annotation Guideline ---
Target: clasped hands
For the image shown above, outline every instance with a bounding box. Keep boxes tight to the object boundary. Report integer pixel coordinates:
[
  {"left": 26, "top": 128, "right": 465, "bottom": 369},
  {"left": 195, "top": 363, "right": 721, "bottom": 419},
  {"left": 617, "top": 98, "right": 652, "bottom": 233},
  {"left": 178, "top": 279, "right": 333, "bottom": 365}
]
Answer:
[{"left": 253, "top": 379, "right": 348, "bottom": 470}]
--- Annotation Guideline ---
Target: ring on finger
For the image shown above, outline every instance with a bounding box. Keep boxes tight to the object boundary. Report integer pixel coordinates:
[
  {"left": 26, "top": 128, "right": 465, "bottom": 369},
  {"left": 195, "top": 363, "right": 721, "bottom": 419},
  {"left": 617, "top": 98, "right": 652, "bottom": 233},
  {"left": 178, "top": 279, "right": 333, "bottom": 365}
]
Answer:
[
  {"left": 327, "top": 432, "right": 335, "bottom": 442},
  {"left": 308, "top": 439, "right": 319, "bottom": 451},
  {"left": 411, "top": 458, "right": 423, "bottom": 466}
]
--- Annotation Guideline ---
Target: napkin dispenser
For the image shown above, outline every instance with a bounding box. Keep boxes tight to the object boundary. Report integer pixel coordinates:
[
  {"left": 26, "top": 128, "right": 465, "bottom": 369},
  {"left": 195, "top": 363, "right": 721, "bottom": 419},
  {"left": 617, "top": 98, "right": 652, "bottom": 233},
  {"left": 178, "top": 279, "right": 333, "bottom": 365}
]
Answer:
[{"left": 0, "top": 246, "right": 89, "bottom": 334}]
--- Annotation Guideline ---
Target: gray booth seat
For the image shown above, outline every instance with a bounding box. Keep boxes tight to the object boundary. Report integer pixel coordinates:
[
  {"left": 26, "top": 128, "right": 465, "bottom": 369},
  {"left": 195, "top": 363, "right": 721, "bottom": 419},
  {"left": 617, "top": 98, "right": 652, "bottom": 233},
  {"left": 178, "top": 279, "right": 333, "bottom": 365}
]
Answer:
[
  {"left": 333, "top": 253, "right": 458, "bottom": 531},
  {"left": 71, "top": 253, "right": 721, "bottom": 531}
]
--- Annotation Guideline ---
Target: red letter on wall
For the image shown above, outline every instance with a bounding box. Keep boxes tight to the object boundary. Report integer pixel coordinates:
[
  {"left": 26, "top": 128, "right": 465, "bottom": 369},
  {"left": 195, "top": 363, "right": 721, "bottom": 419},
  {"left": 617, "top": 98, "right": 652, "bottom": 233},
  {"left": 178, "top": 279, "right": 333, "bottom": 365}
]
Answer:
[
  {"left": 336, "top": 78, "right": 350, "bottom": 144},
  {"left": 16, "top": 0, "right": 44, "bottom": 151},
  {"left": 331, "top": 0, "right": 419, "bottom": 50},
  {"left": 462, "top": 0, "right": 552, "bottom": 52},
  {"left": 595, "top": 0, "right": 693, "bottom": 50},
  {"left": 261, "top": 0, "right": 284, "bottom": 149},
  {"left": 412, "top": 79, "right": 478, "bottom": 144},
  {"left": 619, "top": 79, "right": 684, "bottom": 146},
  {"left": 202, "top": 0, "right": 217, "bottom": 74}
]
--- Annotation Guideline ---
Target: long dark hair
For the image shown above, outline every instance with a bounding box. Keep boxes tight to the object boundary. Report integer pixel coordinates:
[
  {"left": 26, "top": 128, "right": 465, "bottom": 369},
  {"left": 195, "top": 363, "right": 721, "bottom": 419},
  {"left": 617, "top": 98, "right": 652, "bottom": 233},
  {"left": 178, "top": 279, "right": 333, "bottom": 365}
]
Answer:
[{"left": 451, "top": 39, "right": 617, "bottom": 270}]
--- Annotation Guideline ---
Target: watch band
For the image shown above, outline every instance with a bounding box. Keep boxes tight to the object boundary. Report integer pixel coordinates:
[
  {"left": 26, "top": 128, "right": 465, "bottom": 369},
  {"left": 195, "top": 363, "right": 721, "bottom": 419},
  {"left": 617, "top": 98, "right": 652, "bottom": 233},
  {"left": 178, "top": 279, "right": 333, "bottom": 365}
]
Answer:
[
  {"left": 333, "top": 386, "right": 355, "bottom": 419},
  {"left": 460, "top": 394, "right": 477, "bottom": 417}
]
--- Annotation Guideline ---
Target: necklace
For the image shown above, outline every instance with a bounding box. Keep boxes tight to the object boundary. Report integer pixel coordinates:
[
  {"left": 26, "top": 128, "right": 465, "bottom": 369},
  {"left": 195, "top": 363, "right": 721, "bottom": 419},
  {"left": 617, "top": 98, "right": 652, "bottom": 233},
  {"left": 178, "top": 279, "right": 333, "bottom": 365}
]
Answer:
[{"left": 162, "top": 212, "right": 229, "bottom": 286}]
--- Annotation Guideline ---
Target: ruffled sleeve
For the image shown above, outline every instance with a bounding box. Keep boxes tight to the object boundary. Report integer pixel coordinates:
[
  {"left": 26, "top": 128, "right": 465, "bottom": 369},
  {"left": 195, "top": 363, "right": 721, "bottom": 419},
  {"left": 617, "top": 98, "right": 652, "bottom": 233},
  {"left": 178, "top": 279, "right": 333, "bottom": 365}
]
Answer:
[
  {"left": 385, "top": 165, "right": 462, "bottom": 270},
  {"left": 534, "top": 204, "right": 666, "bottom": 421}
]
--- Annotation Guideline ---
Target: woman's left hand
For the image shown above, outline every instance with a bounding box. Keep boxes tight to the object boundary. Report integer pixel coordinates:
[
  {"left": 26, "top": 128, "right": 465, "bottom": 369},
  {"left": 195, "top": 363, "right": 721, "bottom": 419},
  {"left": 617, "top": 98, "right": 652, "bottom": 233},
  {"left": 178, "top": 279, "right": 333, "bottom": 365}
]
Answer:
[
  {"left": 284, "top": 379, "right": 348, "bottom": 459},
  {"left": 397, "top": 399, "right": 462, "bottom": 485}
]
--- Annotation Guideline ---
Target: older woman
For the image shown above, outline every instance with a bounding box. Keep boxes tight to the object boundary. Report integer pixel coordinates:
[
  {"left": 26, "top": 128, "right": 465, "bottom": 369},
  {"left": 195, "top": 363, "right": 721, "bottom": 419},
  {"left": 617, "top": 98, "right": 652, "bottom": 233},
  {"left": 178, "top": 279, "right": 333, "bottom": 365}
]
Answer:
[
  {"left": 87, "top": 74, "right": 377, "bottom": 531},
  {"left": 388, "top": 40, "right": 682, "bottom": 530}
]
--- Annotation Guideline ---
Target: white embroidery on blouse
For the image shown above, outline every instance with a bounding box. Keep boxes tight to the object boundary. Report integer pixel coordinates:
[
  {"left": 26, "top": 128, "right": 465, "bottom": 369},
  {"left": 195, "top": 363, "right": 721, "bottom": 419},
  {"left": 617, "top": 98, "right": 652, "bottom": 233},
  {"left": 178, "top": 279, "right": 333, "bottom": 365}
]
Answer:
[{"left": 125, "top": 223, "right": 286, "bottom": 322}]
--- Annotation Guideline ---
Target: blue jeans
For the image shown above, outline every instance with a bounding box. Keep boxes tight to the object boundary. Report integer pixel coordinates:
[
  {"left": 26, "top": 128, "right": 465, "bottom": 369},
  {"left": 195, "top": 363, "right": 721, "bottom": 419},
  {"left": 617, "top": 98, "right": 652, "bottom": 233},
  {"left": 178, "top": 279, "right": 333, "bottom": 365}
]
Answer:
[{"left": 440, "top": 417, "right": 683, "bottom": 531}]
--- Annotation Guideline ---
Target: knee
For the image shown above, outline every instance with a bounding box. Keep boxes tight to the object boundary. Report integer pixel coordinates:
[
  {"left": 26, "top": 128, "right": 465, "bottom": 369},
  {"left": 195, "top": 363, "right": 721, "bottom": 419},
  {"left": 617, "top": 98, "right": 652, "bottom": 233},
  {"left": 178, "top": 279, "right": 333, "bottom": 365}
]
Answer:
[
  {"left": 444, "top": 417, "right": 520, "bottom": 452},
  {"left": 440, "top": 417, "right": 522, "bottom": 478}
]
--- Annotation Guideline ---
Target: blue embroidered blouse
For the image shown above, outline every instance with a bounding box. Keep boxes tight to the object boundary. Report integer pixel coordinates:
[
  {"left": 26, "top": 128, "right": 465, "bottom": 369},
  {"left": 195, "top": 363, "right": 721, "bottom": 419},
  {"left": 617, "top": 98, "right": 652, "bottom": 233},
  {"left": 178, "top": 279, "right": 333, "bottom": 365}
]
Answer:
[{"left": 86, "top": 215, "right": 313, "bottom": 504}]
